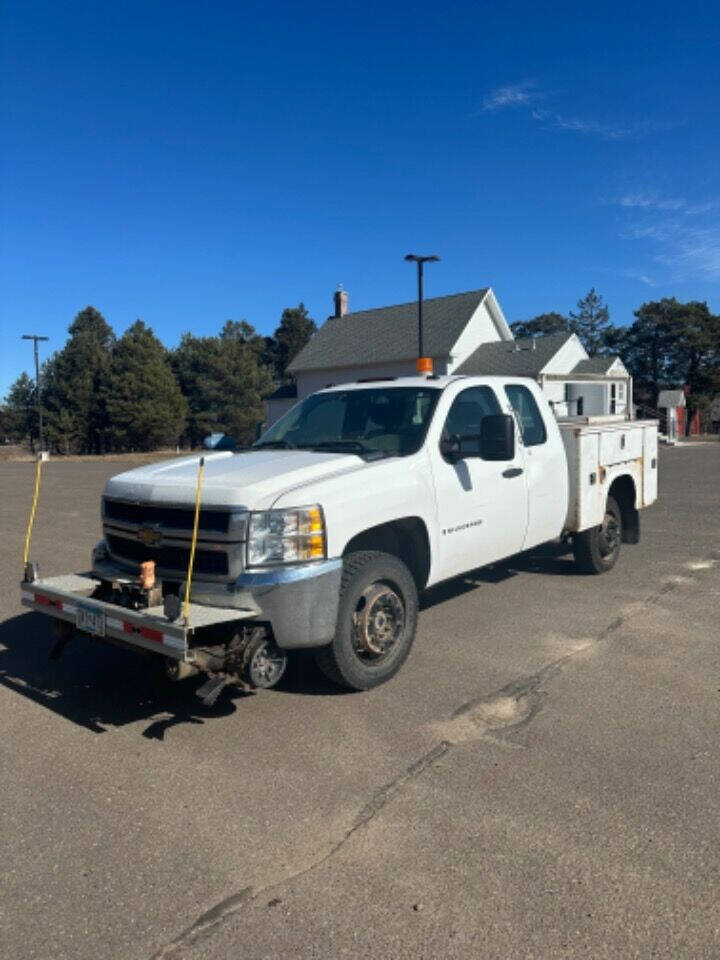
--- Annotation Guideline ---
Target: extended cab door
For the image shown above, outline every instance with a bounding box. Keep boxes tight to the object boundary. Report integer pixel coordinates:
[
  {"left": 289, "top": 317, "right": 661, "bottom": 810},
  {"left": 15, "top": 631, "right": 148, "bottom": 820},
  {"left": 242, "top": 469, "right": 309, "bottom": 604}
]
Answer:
[
  {"left": 430, "top": 384, "right": 528, "bottom": 581},
  {"left": 503, "top": 381, "right": 568, "bottom": 550}
]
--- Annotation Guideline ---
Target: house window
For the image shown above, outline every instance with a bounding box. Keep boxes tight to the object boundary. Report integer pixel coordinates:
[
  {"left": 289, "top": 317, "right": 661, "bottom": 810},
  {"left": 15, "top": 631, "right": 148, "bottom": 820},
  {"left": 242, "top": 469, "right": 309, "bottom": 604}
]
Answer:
[
  {"left": 610, "top": 383, "right": 617, "bottom": 414},
  {"left": 617, "top": 382, "right": 626, "bottom": 401}
]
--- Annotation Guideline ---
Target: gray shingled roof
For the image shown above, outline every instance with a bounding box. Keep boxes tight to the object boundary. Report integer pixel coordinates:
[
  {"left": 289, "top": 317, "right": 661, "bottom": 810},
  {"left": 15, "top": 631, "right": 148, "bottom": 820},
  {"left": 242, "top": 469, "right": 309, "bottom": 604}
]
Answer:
[
  {"left": 571, "top": 356, "right": 622, "bottom": 375},
  {"left": 456, "top": 333, "right": 573, "bottom": 377},
  {"left": 288, "top": 289, "right": 489, "bottom": 373}
]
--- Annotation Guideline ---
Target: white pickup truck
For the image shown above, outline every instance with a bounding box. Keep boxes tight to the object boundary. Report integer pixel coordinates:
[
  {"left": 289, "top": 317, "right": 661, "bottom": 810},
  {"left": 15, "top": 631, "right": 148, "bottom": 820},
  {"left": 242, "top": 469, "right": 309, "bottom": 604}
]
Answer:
[{"left": 21, "top": 376, "right": 658, "bottom": 698}]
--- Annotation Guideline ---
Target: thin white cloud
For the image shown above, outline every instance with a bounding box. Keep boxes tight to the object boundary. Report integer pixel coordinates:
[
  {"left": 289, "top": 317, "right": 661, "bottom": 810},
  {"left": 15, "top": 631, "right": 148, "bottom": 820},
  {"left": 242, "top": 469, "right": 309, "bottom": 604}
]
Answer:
[
  {"left": 623, "top": 219, "right": 720, "bottom": 282},
  {"left": 614, "top": 186, "right": 720, "bottom": 281},
  {"left": 618, "top": 192, "right": 686, "bottom": 211},
  {"left": 610, "top": 192, "right": 718, "bottom": 214},
  {"left": 482, "top": 81, "right": 539, "bottom": 111},
  {"left": 532, "top": 110, "right": 658, "bottom": 141},
  {"left": 684, "top": 199, "right": 720, "bottom": 215},
  {"left": 656, "top": 225, "right": 720, "bottom": 280},
  {"left": 619, "top": 268, "right": 659, "bottom": 287},
  {"left": 483, "top": 81, "right": 669, "bottom": 142}
]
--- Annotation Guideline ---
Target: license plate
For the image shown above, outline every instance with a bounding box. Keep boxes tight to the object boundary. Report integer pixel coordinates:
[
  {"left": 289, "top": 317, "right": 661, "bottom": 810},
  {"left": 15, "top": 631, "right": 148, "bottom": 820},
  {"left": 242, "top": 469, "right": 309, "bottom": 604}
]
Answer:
[{"left": 76, "top": 602, "right": 106, "bottom": 637}]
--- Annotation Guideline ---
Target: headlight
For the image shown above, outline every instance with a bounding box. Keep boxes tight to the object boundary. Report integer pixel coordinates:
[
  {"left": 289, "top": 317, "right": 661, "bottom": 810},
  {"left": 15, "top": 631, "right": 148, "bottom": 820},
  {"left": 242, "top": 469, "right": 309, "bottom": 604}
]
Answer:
[{"left": 247, "top": 505, "right": 326, "bottom": 566}]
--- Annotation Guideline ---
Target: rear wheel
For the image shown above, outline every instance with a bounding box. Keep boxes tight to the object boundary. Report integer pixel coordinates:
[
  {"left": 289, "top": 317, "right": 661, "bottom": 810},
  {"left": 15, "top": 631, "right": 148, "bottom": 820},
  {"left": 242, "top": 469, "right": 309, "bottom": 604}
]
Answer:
[
  {"left": 315, "top": 550, "right": 418, "bottom": 690},
  {"left": 573, "top": 495, "right": 622, "bottom": 574}
]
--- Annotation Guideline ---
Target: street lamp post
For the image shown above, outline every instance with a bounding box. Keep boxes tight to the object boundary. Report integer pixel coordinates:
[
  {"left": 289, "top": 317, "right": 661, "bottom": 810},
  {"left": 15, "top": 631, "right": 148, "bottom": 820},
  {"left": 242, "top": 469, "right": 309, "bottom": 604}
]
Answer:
[
  {"left": 21, "top": 334, "right": 49, "bottom": 453},
  {"left": 404, "top": 254, "right": 440, "bottom": 373}
]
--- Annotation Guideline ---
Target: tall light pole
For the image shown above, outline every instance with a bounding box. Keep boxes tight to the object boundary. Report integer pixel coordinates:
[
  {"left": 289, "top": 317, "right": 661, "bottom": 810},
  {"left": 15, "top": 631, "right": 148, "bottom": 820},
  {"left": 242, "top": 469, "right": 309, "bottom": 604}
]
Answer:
[
  {"left": 404, "top": 254, "right": 440, "bottom": 373},
  {"left": 21, "top": 334, "right": 49, "bottom": 453}
]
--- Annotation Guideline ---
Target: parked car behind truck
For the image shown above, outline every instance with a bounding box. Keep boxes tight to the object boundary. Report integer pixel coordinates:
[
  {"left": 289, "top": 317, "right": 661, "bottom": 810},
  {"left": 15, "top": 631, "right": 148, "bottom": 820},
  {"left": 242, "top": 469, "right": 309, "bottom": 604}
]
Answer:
[{"left": 21, "top": 376, "right": 658, "bottom": 697}]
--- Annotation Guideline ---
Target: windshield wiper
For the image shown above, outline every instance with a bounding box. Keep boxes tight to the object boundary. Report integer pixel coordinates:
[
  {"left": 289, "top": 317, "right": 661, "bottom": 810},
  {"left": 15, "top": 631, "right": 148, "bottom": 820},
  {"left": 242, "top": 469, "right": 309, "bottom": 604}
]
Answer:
[
  {"left": 304, "top": 440, "right": 391, "bottom": 460},
  {"left": 306, "top": 440, "right": 369, "bottom": 453},
  {"left": 253, "top": 439, "right": 297, "bottom": 450}
]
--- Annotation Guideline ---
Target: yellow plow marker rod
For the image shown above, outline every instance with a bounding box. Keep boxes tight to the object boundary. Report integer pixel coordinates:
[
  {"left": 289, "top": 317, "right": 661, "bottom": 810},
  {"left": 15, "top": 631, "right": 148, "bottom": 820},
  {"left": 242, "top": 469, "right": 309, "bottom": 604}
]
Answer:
[
  {"left": 23, "top": 455, "right": 43, "bottom": 572},
  {"left": 183, "top": 456, "right": 205, "bottom": 626}
]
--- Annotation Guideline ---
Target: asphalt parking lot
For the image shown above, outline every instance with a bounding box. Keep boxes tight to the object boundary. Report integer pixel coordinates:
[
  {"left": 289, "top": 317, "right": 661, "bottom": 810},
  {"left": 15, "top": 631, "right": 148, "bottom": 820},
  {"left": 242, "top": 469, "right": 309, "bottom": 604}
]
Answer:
[{"left": 1, "top": 444, "right": 719, "bottom": 960}]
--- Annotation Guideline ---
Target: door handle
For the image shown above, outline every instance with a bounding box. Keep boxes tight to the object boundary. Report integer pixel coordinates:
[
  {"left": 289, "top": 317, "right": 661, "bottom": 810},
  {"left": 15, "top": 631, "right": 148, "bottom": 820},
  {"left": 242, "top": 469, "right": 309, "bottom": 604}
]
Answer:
[{"left": 502, "top": 467, "right": 524, "bottom": 478}]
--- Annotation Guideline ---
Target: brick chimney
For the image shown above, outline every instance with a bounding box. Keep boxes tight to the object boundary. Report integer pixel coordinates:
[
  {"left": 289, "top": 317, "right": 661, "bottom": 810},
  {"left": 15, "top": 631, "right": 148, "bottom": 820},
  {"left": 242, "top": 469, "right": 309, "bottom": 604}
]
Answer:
[{"left": 333, "top": 286, "right": 349, "bottom": 318}]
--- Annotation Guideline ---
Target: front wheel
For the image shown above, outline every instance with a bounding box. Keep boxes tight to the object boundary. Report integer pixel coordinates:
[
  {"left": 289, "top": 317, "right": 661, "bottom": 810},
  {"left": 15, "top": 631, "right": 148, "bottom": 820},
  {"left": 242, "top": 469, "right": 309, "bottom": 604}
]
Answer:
[
  {"left": 315, "top": 551, "right": 418, "bottom": 690},
  {"left": 573, "top": 495, "right": 622, "bottom": 574}
]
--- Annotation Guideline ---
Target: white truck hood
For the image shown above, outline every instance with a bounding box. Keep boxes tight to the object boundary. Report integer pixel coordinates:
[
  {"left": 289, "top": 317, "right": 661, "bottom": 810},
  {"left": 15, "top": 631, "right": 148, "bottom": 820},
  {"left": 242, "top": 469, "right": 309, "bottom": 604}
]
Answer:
[{"left": 103, "top": 449, "right": 365, "bottom": 511}]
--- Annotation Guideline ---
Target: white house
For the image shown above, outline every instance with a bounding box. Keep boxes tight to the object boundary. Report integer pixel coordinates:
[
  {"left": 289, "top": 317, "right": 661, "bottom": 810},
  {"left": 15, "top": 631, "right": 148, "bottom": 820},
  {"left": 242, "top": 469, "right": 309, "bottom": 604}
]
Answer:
[
  {"left": 265, "top": 288, "right": 632, "bottom": 425},
  {"left": 457, "top": 336, "right": 631, "bottom": 417}
]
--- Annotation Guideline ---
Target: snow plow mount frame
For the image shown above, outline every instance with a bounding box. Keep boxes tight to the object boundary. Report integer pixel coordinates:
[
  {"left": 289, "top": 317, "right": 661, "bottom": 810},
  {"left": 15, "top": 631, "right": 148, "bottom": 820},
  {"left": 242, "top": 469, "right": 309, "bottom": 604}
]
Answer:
[{"left": 20, "top": 573, "right": 254, "bottom": 662}]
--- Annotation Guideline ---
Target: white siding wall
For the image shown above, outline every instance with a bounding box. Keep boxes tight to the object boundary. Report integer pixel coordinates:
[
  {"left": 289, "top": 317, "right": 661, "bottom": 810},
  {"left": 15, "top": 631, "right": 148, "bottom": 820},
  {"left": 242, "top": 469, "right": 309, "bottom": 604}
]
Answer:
[
  {"left": 539, "top": 379, "right": 570, "bottom": 416},
  {"left": 541, "top": 334, "right": 587, "bottom": 374},
  {"left": 566, "top": 382, "right": 607, "bottom": 416},
  {"left": 607, "top": 358, "right": 630, "bottom": 377},
  {"left": 446, "top": 298, "right": 511, "bottom": 373}
]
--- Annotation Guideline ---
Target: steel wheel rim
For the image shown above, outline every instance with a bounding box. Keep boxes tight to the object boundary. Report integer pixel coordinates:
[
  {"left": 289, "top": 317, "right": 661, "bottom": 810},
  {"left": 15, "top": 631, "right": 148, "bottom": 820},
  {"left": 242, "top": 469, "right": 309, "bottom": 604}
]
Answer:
[
  {"left": 353, "top": 581, "right": 406, "bottom": 663},
  {"left": 248, "top": 640, "right": 286, "bottom": 687},
  {"left": 599, "top": 511, "right": 620, "bottom": 558}
]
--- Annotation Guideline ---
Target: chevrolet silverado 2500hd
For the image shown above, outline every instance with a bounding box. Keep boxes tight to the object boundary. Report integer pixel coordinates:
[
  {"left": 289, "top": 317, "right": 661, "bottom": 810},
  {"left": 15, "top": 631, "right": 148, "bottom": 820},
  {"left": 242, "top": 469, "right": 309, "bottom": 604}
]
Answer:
[{"left": 21, "top": 376, "right": 658, "bottom": 695}]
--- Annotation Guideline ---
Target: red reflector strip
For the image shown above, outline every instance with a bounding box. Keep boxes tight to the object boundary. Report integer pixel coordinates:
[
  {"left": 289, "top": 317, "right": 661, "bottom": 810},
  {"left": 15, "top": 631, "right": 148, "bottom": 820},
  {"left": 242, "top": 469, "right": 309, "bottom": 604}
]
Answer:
[
  {"left": 35, "top": 594, "right": 63, "bottom": 610},
  {"left": 122, "top": 620, "right": 163, "bottom": 643}
]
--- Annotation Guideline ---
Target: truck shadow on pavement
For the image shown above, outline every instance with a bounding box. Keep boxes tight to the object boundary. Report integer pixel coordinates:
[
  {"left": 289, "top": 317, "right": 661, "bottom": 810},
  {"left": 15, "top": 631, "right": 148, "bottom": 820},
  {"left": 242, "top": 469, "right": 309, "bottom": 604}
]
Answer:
[
  {"left": 0, "top": 613, "right": 346, "bottom": 737},
  {"left": 0, "top": 612, "right": 244, "bottom": 738},
  {"left": 0, "top": 545, "right": 577, "bottom": 735},
  {"left": 420, "top": 540, "right": 579, "bottom": 609}
]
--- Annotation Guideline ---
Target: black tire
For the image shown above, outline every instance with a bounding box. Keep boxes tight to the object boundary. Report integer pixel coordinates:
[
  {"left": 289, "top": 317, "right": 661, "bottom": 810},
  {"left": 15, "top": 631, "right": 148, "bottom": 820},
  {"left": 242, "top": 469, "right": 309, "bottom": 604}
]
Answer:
[
  {"left": 573, "top": 495, "right": 622, "bottom": 574},
  {"left": 315, "top": 550, "right": 418, "bottom": 691}
]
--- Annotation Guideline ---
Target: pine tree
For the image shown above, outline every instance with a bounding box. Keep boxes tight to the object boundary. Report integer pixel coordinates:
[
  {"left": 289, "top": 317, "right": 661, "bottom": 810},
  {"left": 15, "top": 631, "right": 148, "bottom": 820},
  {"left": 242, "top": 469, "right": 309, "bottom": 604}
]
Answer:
[
  {"left": 510, "top": 312, "right": 568, "bottom": 339},
  {"left": 172, "top": 333, "right": 223, "bottom": 446},
  {"left": 43, "top": 306, "right": 115, "bottom": 453},
  {"left": 104, "top": 320, "right": 188, "bottom": 451},
  {"left": 271, "top": 303, "right": 316, "bottom": 379},
  {"left": 216, "top": 321, "right": 274, "bottom": 442},
  {"left": 568, "top": 289, "right": 611, "bottom": 355},
  {"left": 2, "top": 372, "right": 37, "bottom": 447},
  {"left": 172, "top": 320, "right": 274, "bottom": 447}
]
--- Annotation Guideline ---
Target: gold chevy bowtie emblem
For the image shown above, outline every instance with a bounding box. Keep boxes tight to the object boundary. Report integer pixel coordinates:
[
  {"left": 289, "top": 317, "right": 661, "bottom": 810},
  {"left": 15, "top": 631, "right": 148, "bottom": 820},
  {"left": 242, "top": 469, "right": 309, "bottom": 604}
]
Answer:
[{"left": 137, "top": 526, "right": 162, "bottom": 547}]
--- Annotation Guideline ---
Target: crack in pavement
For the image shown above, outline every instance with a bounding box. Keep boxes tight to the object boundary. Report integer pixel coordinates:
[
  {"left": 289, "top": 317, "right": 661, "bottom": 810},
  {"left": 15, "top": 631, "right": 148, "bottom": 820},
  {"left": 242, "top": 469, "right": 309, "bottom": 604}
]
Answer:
[
  {"left": 148, "top": 742, "right": 451, "bottom": 960},
  {"left": 147, "top": 551, "right": 718, "bottom": 960}
]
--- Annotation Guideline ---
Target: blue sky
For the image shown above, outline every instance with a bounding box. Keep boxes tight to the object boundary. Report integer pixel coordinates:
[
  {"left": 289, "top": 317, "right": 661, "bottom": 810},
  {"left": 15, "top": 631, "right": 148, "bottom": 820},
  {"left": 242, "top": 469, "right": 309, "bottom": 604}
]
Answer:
[{"left": 2, "top": 0, "right": 719, "bottom": 393}]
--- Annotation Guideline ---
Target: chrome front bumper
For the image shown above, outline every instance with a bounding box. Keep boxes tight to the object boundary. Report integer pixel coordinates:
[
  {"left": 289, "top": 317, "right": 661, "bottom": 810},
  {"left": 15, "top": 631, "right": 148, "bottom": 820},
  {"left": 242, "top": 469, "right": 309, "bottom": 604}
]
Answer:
[
  {"left": 93, "top": 556, "right": 343, "bottom": 650},
  {"left": 192, "top": 559, "right": 343, "bottom": 650}
]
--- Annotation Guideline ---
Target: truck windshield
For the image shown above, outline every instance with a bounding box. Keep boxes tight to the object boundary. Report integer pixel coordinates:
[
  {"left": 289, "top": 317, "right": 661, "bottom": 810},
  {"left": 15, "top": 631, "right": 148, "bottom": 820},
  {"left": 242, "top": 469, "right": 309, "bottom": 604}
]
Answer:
[{"left": 255, "top": 387, "right": 441, "bottom": 458}]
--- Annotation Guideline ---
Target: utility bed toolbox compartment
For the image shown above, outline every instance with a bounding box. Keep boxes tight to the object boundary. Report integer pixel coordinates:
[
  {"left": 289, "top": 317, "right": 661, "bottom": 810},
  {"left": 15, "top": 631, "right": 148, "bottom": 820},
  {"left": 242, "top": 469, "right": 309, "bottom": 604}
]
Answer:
[
  {"left": 557, "top": 418, "right": 659, "bottom": 533},
  {"left": 599, "top": 427, "right": 643, "bottom": 465}
]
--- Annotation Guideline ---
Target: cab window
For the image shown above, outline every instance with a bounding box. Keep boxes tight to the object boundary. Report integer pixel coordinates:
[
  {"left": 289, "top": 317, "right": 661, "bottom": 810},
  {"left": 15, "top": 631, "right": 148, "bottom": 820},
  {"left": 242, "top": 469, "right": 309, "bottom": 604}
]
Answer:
[
  {"left": 505, "top": 384, "right": 547, "bottom": 446},
  {"left": 442, "top": 386, "right": 502, "bottom": 455}
]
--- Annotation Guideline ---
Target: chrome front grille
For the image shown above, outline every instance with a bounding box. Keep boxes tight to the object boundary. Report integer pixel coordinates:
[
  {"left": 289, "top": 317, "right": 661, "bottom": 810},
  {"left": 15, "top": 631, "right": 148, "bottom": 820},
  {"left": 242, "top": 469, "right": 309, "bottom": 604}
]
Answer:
[
  {"left": 102, "top": 497, "right": 247, "bottom": 581},
  {"left": 103, "top": 499, "right": 233, "bottom": 534},
  {"left": 104, "top": 533, "right": 230, "bottom": 576}
]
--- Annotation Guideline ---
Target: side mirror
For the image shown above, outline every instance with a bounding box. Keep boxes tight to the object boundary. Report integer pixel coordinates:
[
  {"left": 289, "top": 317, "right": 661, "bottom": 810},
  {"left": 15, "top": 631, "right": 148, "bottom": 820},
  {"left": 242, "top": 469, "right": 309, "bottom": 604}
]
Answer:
[
  {"left": 440, "top": 434, "right": 462, "bottom": 463},
  {"left": 480, "top": 414, "right": 515, "bottom": 461}
]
